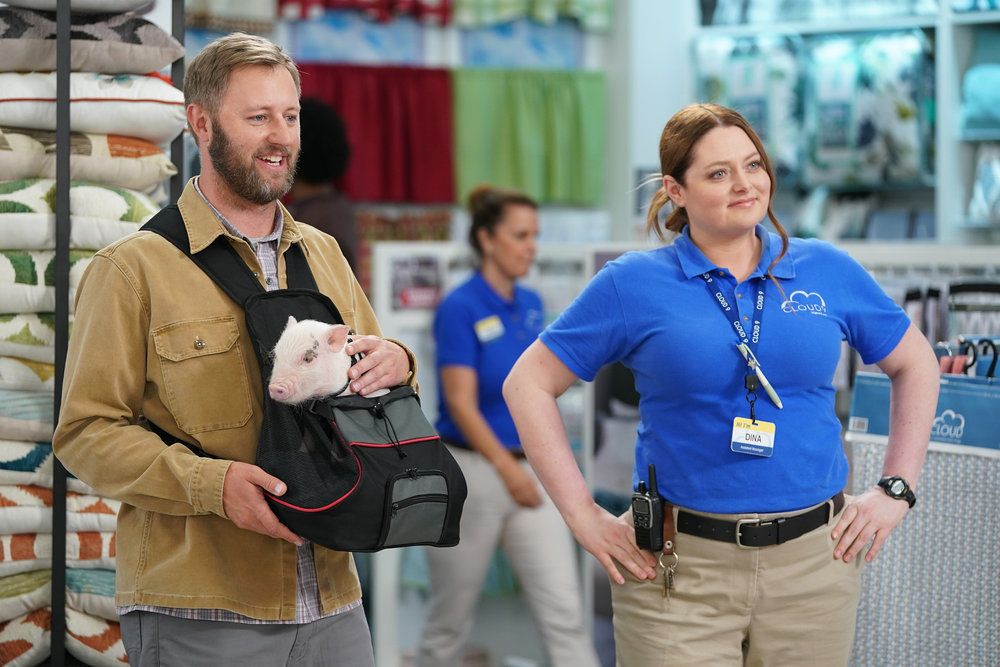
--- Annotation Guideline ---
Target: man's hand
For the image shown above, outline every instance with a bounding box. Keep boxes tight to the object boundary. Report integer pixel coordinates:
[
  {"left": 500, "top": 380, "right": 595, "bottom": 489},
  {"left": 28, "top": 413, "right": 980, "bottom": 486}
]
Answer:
[
  {"left": 344, "top": 337, "right": 410, "bottom": 396},
  {"left": 222, "top": 462, "right": 303, "bottom": 545}
]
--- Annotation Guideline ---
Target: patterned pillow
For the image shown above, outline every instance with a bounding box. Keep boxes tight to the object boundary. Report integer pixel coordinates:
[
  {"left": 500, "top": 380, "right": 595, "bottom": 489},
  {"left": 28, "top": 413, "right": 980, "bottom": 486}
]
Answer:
[
  {"left": 0, "top": 250, "right": 93, "bottom": 314},
  {"left": 0, "top": 358, "right": 54, "bottom": 393},
  {"left": 0, "top": 570, "right": 49, "bottom": 623},
  {"left": 65, "top": 568, "right": 115, "bottom": 623},
  {"left": 0, "top": 178, "right": 159, "bottom": 251},
  {"left": 0, "top": 485, "right": 120, "bottom": 534},
  {"left": 0, "top": 315, "right": 60, "bottom": 365},
  {"left": 0, "top": 390, "right": 51, "bottom": 443},
  {"left": 0, "top": 607, "right": 49, "bottom": 666},
  {"left": 0, "top": 443, "right": 51, "bottom": 488},
  {"left": 0, "top": 441, "right": 93, "bottom": 494},
  {"left": 1, "top": 0, "right": 152, "bottom": 11},
  {"left": 0, "top": 126, "right": 177, "bottom": 194},
  {"left": 66, "top": 607, "right": 128, "bottom": 667},
  {"left": 0, "top": 7, "right": 184, "bottom": 74},
  {"left": 0, "top": 72, "right": 185, "bottom": 145},
  {"left": 66, "top": 492, "right": 120, "bottom": 533},
  {"left": 0, "top": 532, "right": 116, "bottom": 577}
]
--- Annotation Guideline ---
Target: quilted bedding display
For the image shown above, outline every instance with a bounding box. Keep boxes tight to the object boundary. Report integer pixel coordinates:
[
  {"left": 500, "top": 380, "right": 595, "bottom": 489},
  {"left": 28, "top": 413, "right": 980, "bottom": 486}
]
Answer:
[
  {"left": 0, "top": 126, "right": 176, "bottom": 193},
  {"left": 0, "top": 249, "right": 92, "bottom": 314},
  {"left": 0, "top": 6, "right": 184, "bottom": 74},
  {"left": 0, "top": 71, "right": 185, "bottom": 145},
  {"left": 0, "top": 178, "right": 158, "bottom": 250}
]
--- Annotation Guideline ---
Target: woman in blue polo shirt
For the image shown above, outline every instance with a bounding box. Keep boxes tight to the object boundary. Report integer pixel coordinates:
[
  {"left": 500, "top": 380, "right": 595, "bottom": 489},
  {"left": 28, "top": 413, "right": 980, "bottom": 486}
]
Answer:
[
  {"left": 503, "top": 104, "right": 940, "bottom": 665},
  {"left": 417, "top": 186, "right": 598, "bottom": 667}
]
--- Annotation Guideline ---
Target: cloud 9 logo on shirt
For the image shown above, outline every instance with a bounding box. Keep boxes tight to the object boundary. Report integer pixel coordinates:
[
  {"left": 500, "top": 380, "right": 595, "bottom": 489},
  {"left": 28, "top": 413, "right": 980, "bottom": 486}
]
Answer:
[
  {"left": 781, "top": 290, "right": 828, "bottom": 316},
  {"left": 931, "top": 409, "right": 965, "bottom": 442},
  {"left": 524, "top": 308, "right": 543, "bottom": 333}
]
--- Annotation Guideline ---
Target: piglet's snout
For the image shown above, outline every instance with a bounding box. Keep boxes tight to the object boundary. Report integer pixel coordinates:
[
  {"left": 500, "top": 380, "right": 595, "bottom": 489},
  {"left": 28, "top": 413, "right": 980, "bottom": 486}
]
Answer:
[{"left": 268, "top": 380, "right": 294, "bottom": 402}]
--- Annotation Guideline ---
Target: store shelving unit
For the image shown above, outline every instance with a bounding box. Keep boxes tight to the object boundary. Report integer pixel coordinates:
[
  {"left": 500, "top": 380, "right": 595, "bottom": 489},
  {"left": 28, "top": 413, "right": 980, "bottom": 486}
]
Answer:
[
  {"left": 693, "top": 2, "right": 1000, "bottom": 243},
  {"left": 50, "top": 1, "right": 184, "bottom": 664}
]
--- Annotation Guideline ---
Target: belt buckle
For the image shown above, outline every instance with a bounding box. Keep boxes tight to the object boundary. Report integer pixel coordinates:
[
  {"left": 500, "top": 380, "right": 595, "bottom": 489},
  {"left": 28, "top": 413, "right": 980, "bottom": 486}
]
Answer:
[{"left": 735, "top": 517, "right": 760, "bottom": 549}]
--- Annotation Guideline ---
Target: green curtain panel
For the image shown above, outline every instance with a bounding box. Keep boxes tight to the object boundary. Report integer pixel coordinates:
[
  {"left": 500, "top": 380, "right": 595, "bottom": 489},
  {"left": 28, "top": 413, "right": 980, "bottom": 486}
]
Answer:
[
  {"left": 453, "top": 68, "right": 606, "bottom": 206},
  {"left": 453, "top": 0, "right": 613, "bottom": 31}
]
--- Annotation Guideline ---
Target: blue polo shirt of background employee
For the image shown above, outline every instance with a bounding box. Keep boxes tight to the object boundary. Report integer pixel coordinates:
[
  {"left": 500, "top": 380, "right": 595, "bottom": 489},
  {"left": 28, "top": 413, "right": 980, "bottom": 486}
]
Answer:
[
  {"left": 434, "top": 272, "right": 543, "bottom": 448},
  {"left": 417, "top": 185, "right": 598, "bottom": 667}
]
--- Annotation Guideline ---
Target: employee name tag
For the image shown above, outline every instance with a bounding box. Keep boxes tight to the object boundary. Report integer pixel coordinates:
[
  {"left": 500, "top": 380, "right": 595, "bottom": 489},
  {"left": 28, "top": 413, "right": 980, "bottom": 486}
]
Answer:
[
  {"left": 474, "top": 315, "right": 505, "bottom": 342},
  {"left": 731, "top": 417, "right": 775, "bottom": 457}
]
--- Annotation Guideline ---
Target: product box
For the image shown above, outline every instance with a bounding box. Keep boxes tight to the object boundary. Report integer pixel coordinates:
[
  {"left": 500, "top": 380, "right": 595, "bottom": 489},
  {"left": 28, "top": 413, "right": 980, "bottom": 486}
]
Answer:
[{"left": 848, "top": 371, "right": 1000, "bottom": 451}]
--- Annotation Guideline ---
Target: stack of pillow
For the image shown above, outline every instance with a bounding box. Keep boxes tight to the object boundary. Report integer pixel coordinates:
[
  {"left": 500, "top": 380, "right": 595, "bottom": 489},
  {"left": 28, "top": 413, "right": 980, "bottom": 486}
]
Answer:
[{"left": 0, "top": 2, "right": 185, "bottom": 665}]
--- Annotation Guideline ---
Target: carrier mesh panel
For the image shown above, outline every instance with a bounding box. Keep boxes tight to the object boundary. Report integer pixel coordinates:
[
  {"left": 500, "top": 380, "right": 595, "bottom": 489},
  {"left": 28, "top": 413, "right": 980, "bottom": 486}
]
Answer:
[{"left": 245, "top": 290, "right": 362, "bottom": 509}]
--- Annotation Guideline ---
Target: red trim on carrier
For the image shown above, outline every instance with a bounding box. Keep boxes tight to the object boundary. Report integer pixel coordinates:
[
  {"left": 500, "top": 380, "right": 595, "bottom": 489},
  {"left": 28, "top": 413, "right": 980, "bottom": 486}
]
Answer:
[
  {"left": 351, "top": 435, "right": 440, "bottom": 448},
  {"left": 266, "top": 450, "right": 363, "bottom": 513}
]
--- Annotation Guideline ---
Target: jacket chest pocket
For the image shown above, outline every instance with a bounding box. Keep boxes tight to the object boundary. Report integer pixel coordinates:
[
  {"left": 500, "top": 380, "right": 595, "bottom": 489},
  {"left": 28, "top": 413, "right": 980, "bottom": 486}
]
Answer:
[{"left": 152, "top": 316, "right": 252, "bottom": 434}]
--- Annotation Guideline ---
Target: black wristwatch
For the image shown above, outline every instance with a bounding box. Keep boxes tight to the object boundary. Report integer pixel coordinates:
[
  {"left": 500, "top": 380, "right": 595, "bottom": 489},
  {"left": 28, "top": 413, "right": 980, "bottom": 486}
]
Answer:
[{"left": 877, "top": 476, "right": 916, "bottom": 508}]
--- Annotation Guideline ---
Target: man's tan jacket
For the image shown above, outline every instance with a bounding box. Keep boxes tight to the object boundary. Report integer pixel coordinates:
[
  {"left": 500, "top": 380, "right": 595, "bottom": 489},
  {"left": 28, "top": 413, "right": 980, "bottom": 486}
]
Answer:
[{"left": 54, "top": 181, "right": 406, "bottom": 620}]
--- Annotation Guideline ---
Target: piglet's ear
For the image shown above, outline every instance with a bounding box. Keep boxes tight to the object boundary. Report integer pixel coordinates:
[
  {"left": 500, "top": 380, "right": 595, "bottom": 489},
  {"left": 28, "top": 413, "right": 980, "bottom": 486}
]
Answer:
[
  {"left": 327, "top": 324, "right": 350, "bottom": 351},
  {"left": 285, "top": 315, "right": 298, "bottom": 330}
]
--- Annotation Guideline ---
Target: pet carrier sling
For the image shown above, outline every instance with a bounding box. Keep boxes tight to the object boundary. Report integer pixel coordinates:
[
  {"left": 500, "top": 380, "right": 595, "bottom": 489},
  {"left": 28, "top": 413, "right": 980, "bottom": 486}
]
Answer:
[{"left": 141, "top": 206, "right": 467, "bottom": 552}]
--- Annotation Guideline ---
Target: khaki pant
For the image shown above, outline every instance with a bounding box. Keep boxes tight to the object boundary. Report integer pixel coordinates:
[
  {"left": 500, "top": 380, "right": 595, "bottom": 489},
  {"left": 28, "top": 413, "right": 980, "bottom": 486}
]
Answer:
[
  {"left": 612, "top": 502, "right": 862, "bottom": 667},
  {"left": 417, "top": 446, "right": 599, "bottom": 667}
]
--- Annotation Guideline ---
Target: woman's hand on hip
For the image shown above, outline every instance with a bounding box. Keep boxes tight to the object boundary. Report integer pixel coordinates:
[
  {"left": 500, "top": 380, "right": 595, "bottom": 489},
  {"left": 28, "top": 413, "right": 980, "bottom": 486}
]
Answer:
[
  {"left": 496, "top": 459, "right": 542, "bottom": 508},
  {"left": 567, "top": 503, "right": 658, "bottom": 585},
  {"left": 831, "top": 489, "right": 910, "bottom": 563}
]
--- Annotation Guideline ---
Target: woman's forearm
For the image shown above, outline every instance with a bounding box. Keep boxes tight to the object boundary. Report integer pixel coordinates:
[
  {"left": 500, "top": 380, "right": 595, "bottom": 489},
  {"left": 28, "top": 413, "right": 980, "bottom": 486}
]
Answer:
[
  {"left": 503, "top": 342, "right": 595, "bottom": 527},
  {"left": 878, "top": 324, "right": 940, "bottom": 488}
]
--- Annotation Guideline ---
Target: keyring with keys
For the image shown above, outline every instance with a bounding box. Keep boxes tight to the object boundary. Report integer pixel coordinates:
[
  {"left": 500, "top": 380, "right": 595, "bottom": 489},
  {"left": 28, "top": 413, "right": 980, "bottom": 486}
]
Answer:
[{"left": 658, "top": 542, "right": 679, "bottom": 599}]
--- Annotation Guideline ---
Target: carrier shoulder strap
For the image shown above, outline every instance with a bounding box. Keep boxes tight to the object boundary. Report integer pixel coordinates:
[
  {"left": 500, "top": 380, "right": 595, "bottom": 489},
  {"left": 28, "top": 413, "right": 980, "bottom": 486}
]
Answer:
[{"left": 140, "top": 204, "right": 319, "bottom": 303}]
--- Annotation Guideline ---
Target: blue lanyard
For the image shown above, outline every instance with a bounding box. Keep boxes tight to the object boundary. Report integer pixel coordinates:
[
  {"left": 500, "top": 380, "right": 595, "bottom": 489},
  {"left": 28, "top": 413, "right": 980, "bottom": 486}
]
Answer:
[
  {"left": 700, "top": 272, "right": 768, "bottom": 419},
  {"left": 699, "top": 272, "right": 767, "bottom": 354}
]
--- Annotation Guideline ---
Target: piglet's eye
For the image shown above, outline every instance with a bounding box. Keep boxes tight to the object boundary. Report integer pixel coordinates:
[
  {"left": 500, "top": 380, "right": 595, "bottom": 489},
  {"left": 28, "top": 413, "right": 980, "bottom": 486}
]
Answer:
[{"left": 303, "top": 349, "right": 317, "bottom": 363}]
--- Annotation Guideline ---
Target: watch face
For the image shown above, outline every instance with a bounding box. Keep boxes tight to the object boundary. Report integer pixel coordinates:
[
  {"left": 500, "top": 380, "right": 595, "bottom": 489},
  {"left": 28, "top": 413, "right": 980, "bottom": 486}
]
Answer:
[{"left": 890, "top": 479, "right": 905, "bottom": 495}]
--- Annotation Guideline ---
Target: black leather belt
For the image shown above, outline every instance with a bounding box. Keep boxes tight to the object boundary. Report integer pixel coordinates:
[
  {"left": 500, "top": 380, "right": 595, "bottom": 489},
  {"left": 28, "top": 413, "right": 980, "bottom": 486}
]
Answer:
[{"left": 677, "top": 492, "right": 844, "bottom": 549}]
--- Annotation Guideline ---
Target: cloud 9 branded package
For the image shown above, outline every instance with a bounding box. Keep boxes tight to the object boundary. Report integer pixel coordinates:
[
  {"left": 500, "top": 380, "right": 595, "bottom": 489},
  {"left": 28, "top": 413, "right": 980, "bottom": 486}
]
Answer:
[
  {"left": 141, "top": 206, "right": 467, "bottom": 552},
  {"left": 849, "top": 370, "right": 1000, "bottom": 451}
]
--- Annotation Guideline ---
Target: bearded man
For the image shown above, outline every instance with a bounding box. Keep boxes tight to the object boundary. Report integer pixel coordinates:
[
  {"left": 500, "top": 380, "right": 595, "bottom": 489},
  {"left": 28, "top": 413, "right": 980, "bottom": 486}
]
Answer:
[{"left": 53, "top": 33, "right": 413, "bottom": 666}]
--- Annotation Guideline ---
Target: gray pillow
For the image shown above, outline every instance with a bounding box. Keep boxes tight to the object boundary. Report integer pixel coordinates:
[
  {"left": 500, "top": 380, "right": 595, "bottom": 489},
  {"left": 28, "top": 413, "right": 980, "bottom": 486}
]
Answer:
[
  {"left": 1, "top": 0, "right": 152, "bottom": 13},
  {"left": 0, "top": 7, "right": 183, "bottom": 74}
]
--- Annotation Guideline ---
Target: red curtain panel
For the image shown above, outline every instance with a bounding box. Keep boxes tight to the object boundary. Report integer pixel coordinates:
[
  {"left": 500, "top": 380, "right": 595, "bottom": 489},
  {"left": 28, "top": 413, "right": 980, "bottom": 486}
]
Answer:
[{"left": 298, "top": 64, "right": 455, "bottom": 204}]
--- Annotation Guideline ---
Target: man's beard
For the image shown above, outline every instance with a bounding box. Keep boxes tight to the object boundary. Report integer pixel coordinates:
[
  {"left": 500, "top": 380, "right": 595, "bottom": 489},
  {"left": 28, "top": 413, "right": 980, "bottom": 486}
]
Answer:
[{"left": 208, "top": 122, "right": 298, "bottom": 206}]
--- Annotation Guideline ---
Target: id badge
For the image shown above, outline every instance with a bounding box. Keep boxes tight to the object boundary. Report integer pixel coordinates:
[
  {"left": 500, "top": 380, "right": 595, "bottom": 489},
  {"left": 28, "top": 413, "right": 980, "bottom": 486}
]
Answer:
[
  {"left": 731, "top": 417, "right": 775, "bottom": 457},
  {"left": 474, "top": 315, "right": 504, "bottom": 343}
]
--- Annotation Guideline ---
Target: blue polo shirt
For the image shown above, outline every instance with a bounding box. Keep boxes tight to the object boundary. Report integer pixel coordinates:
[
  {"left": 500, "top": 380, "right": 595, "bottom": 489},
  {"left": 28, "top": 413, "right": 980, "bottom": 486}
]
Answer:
[
  {"left": 540, "top": 225, "right": 910, "bottom": 513},
  {"left": 434, "top": 271, "right": 544, "bottom": 449}
]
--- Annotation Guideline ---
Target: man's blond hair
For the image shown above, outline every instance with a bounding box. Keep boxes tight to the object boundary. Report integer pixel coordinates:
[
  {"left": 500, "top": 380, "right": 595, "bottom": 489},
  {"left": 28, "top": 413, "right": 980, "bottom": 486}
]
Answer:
[{"left": 185, "top": 32, "right": 301, "bottom": 116}]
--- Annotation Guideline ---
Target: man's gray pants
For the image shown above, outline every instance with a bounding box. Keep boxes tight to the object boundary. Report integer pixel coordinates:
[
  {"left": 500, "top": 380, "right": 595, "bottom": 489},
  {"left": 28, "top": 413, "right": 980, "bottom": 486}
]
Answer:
[{"left": 120, "top": 605, "right": 375, "bottom": 666}]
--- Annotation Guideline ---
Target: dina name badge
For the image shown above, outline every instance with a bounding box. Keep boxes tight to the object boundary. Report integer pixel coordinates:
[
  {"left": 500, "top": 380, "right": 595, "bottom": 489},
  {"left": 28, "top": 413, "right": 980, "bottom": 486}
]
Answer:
[
  {"left": 731, "top": 417, "right": 775, "bottom": 457},
  {"left": 474, "top": 315, "right": 505, "bottom": 343}
]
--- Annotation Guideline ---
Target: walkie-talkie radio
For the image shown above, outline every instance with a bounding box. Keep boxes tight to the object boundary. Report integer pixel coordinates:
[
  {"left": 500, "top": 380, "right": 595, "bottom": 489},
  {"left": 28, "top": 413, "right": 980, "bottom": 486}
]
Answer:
[{"left": 632, "top": 463, "right": 664, "bottom": 552}]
